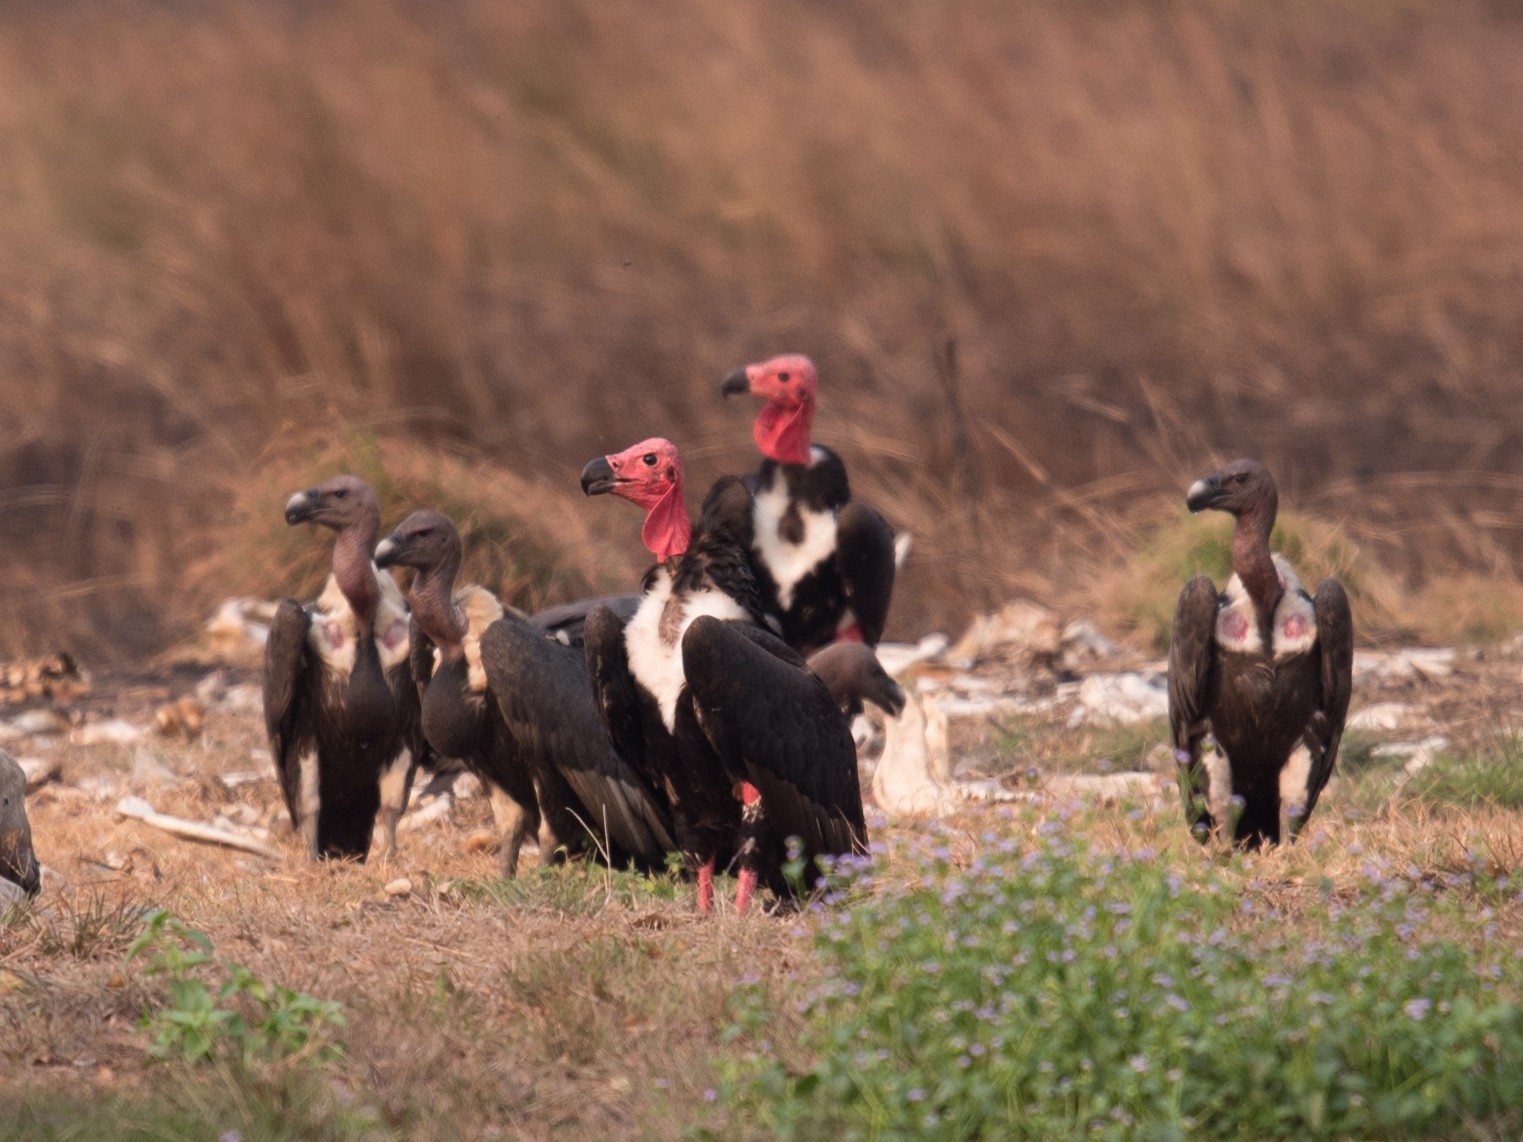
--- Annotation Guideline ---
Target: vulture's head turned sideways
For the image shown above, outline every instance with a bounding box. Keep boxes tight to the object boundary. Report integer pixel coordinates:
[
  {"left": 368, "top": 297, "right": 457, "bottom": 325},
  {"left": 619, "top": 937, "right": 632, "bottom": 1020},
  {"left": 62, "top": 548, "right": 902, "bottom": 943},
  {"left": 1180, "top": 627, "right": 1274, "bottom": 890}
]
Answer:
[
  {"left": 722, "top": 354, "right": 818, "bottom": 465},
  {"left": 284, "top": 474, "right": 381, "bottom": 537},
  {"left": 1186, "top": 459, "right": 1278, "bottom": 521},
  {"left": 375, "top": 509, "right": 460, "bottom": 575},
  {"left": 581, "top": 437, "right": 690, "bottom": 562}
]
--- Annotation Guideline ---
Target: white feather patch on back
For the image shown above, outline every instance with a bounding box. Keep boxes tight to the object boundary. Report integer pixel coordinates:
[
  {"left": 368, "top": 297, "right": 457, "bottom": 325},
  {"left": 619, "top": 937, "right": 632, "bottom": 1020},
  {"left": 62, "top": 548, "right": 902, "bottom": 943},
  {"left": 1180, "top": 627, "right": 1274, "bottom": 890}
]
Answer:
[
  {"left": 457, "top": 586, "right": 505, "bottom": 693},
  {"left": 624, "top": 571, "right": 748, "bottom": 733},
  {"left": 752, "top": 466, "right": 839, "bottom": 610},
  {"left": 1214, "top": 555, "right": 1319, "bottom": 659},
  {"left": 309, "top": 568, "right": 414, "bottom": 675}
]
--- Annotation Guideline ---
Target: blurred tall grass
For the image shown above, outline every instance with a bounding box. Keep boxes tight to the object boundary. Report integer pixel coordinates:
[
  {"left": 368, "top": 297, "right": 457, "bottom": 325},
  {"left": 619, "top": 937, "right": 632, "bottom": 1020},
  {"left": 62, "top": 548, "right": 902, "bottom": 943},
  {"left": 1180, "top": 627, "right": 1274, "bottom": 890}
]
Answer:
[{"left": 2, "top": 0, "right": 1522, "bottom": 660}]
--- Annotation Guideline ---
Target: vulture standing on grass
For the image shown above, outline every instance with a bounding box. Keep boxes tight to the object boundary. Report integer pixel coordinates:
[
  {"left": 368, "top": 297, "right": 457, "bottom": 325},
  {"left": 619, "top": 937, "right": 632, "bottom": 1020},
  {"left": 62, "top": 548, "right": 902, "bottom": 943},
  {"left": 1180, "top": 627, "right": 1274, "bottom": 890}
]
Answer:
[
  {"left": 0, "top": 750, "right": 41, "bottom": 900},
  {"left": 1167, "top": 460, "right": 1354, "bottom": 847},
  {"left": 721, "top": 354, "right": 896, "bottom": 653},
  {"left": 581, "top": 437, "right": 868, "bottom": 912},
  {"left": 263, "top": 476, "right": 423, "bottom": 861},
  {"left": 375, "top": 511, "right": 677, "bottom": 870}
]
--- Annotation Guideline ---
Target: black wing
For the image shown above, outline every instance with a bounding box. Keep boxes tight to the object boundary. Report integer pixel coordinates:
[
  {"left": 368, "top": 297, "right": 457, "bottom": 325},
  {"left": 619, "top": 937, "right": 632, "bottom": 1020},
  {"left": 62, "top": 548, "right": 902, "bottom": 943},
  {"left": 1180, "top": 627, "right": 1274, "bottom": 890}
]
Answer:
[
  {"left": 1298, "top": 578, "right": 1354, "bottom": 826},
  {"left": 1168, "top": 574, "right": 1220, "bottom": 837},
  {"left": 583, "top": 604, "right": 650, "bottom": 773},
  {"left": 835, "top": 501, "right": 896, "bottom": 646},
  {"left": 681, "top": 616, "right": 866, "bottom": 859},
  {"left": 697, "top": 474, "right": 756, "bottom": 547},
  {"left": 409, "top": 617, "right": 435, "bottom": 699},
  {"left": 528, "top": 594, "right": 642, "bottom": 647},
  {"left": 807, "top": 642, "right": 906, "bottom": 717},
  {"left": 480, "top": 618, "right": 675, "bottom": 863},
  {"left": 262, "top": 598, "right": 313, "bottom": 823}
]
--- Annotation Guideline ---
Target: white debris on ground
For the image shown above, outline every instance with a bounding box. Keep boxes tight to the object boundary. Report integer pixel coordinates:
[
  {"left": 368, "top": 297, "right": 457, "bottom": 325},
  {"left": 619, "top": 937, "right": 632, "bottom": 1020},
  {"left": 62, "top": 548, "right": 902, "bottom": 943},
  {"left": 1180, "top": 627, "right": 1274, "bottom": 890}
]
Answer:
[
  {"left": 1069, "top": 671, "right": 1170, "bottom": 727},
  {"left": 205, "top": 598, "right": 279, "bottom": 663}
]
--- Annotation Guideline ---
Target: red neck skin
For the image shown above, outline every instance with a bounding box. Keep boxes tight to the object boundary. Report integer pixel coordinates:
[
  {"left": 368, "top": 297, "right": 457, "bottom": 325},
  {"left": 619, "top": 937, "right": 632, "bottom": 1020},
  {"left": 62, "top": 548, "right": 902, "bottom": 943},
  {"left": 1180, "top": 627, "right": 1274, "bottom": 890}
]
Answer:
[
  {"left": 641, "top": 485, "right": 692, "bottom": 563},
  {"left": 406, "top": 553, "right": 467, "bottom": 664},
  {"left": 332, "top": 527, "right": 381, "bottom": 637},
  {"left": 754, "top": 397, "right": 815, "bottom": 466},
  {"left": 1231, "top": 502, "right": 1282, "bottom": 626}
]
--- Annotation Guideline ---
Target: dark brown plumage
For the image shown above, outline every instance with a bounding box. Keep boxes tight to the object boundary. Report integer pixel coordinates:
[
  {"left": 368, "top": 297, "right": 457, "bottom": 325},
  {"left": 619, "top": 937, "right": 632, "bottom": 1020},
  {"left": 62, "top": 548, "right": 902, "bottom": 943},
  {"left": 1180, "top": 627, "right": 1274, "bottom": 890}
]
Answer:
[
  {"left": 262, "top": 476, "right": 423, "bottom": 861},
  {"left": 1168, "top": 460, "right": 1354, "bottom": 847}
]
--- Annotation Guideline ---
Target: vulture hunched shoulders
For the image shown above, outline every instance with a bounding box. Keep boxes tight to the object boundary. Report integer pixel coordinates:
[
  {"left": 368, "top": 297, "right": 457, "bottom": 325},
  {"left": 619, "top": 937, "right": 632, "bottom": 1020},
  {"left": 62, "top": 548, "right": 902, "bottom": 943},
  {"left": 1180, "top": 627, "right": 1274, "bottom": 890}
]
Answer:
[
  {"left": 1167, "top": 459, "right": 1354, "bottom": 848},
  {"left": 376, "top": 511, "right": 677, "bottom": 875},
  {"left": 581, "top": 437, "right": 868, "bottom": 912},
  {"left": 262, "top": 476, "right": 423, "bottom": 861},
  {"left": 721, "top": 354, "right": 896, "bottom": 653}
]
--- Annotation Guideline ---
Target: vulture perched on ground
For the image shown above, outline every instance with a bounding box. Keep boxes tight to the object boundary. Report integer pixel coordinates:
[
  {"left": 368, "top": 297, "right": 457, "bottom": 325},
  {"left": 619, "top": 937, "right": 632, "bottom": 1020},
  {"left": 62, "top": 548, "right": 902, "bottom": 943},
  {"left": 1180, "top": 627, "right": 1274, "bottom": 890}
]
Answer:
[
  {"left": 1168, "top": 460, "right": 1354, "bottom": 847},
  {"left": 376, "top": 512, "right": 676, "bottom": 874},
  {"left": 0, "top": 750, "right": 40, "bottom": 900},
  {"left": 263, "top": 476, "right": 423, "bottom": 861},
  {"left": 581, "top": 437, "right": 867, "bottom": 913},
  {"left": 721, "top": 354, "right": 896, "bottom": 653}
]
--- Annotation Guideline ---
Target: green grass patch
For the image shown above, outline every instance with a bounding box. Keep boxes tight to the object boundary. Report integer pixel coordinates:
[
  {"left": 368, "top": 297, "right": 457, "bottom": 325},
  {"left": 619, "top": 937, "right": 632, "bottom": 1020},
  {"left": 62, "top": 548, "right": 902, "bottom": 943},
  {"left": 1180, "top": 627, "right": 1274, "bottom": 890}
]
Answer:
[
  {"left": 448, "top": 857, "right": 687, "bottom": 915},
  {"left": 715, "top": 825, "right": 1523, "bottom": 1140},
  {"left": 1403, "top": 736, "right": 1523, "bottom": 811}
]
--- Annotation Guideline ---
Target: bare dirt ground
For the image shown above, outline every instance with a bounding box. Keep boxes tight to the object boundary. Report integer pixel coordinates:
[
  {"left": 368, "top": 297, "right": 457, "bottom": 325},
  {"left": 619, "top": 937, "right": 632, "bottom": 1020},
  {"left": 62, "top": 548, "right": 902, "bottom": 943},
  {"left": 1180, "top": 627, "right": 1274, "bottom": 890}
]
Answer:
[{"left": 3, "top": 608, "right": 1523, "bottom": 1139}]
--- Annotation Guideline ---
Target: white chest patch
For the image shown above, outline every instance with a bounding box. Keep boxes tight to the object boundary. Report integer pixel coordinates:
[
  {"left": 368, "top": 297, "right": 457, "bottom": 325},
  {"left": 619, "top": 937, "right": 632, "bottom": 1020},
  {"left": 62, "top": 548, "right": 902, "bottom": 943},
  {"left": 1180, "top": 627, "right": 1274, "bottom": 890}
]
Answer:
[
  {"left": 624, "top": 571, "right": 748, "bottom": 733},
  {"left": 309, "top": 570, "right": 414, "bottom": 676},
  {"left": 752, "top": 461, "right": 839, "bottom": 611},
  {"left": 1214, "top": 556, "right": 1319, "bottom": 659}
]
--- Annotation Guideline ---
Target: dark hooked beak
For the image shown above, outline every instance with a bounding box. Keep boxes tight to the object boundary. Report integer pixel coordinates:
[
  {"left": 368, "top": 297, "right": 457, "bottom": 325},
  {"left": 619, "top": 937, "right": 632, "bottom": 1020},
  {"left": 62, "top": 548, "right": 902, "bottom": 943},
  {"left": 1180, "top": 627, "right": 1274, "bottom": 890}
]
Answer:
[
  {"left": 580, "top": 456, "right": 618, "bottom": 496},
  {"left": 284, "top": 488, "right": 320, "bottom": 525},
  {"left": 373, "top": 531, "right": 404, "bottom": 569},
  {"left": 1185, "top": 475, "right": 1223, "bottom": 514},
  {"left": 720, "top": 367, "right": 751, "bottom": 399}
]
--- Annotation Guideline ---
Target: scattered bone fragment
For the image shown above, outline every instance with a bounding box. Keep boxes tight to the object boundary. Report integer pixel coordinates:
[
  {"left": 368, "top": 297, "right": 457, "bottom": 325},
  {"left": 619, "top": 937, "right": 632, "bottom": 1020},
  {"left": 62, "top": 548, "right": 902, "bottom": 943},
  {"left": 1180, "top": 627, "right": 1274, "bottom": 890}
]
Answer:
[
  {"left": 72, "top": 718, "right": 143, "bottom": 746},
  {"left": 948, "top": 600, "right": 1062, "bottom": 668},
  {"left": 397, "top": 794, "right": 453, "bottom": 832},
  {"left": 10, "top": 709, "right": 70, "bottom": 738},
  {"left": 874, "top": 634, "right": 951, "bottom": 677},
  {"left": 130, "top": 747, "right": 183, "bottom": 791},
  {"left": 1074, "top": 672, "right": 1169, "bottom": 726},
  {"left": 206, "top": 598, "right": 279, "bottom": 663},
  {"left": 1348, "top": 702, "right": 1424, "bottom": 732},
  {"left": 114, "top": 796, "right": 283, "bottom": 860}
]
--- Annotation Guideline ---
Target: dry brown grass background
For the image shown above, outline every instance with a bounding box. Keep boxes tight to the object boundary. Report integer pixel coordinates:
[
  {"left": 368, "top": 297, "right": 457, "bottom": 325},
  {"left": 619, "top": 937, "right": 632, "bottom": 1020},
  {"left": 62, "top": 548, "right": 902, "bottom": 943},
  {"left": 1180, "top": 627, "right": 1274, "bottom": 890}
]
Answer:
[{"left": 3, "top": 0, "right": 1523, "bottom": 661}]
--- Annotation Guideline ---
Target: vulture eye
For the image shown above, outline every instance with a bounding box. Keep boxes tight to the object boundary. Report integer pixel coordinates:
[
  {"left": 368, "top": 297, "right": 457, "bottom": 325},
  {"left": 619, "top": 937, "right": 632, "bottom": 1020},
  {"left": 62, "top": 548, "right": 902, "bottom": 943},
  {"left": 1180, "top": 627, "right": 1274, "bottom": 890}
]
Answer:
[
  {"left": 778, "top": 372, "right": 790, "bottom": 382},
  {"left": 642, "top": 453, "right": 658, "bottom": 467},
  {"left": 333, "top": 489, "right": 348, "bottom": 499}
]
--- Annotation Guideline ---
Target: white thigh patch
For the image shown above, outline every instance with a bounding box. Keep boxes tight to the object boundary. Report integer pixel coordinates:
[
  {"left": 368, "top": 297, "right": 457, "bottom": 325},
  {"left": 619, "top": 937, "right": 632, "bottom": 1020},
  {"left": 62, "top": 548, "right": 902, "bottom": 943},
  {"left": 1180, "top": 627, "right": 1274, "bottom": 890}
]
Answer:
[
  {"left": 1201, "top": 744, "right": 1232, "bottom": 827},
  {"left": 1279, "top": 743, "right": 1314, "bottom": 818},
  {"left": 297, "top": 749, "right": 321, "bottom": 823},
  {"left": 377, "top": 749, "right": 412, "bottom": 813}
]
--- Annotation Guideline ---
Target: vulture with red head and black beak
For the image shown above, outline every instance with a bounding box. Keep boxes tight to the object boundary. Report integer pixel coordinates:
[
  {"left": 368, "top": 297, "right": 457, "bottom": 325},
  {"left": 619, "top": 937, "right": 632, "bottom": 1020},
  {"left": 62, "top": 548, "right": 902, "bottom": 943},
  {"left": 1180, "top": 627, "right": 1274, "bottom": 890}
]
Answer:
[
  {"left": 581, "top": 437, "right": 868, "bottom": 912},
  {"left": 1168, "top": 460, "right": 1354, "bottom": 848},
  {"left": 721, "top": 354, "right": 897, "bottom": 653},
  {"left": 262, "top": 476, "right": 424, "bottom": 861}
]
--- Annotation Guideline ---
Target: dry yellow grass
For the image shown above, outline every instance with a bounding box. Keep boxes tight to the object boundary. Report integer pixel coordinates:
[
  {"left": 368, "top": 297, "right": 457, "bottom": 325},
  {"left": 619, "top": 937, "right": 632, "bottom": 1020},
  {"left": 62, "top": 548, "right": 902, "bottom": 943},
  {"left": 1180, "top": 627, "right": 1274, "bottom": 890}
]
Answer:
[{"left": 2, "top": 0, "right": 1523, "bottom": 661}]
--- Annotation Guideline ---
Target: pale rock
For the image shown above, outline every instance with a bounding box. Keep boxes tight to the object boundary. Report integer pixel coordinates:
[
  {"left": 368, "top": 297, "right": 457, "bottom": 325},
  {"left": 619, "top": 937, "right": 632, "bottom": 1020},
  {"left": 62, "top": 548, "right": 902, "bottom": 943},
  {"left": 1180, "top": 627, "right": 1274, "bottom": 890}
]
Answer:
[
  {"left": 1075, "top": 672, "right": 1169, "bottom": 726},
  {"left": 72, "top": 718, "right": 143, "bottom": 746},
  {"left": 948, "top": 600, "right": 1061, "bottom": 667},
  {"left": 384, "top": 877, "right": 412, "bottom": 897},
  {"left": 451, "top": 772, "right": 483, "bottom": 800},
  {"left": 218, "top": 684, "right": 263, "bottom": 714},
  {"left": 398, "top": 793, "right": 453, "bottom": 832},
  {"left": 1348, "top": 703, "right": 1421, "bottom": 732},
  {"left": 10, "top": 709, "right": 70, "bottom": 737},
  {"left": 874, "top": 634, "right": 950, "bottom": 677},
  {"left": 1058, "top": 619, "right": 1118, "bottom": 668}
]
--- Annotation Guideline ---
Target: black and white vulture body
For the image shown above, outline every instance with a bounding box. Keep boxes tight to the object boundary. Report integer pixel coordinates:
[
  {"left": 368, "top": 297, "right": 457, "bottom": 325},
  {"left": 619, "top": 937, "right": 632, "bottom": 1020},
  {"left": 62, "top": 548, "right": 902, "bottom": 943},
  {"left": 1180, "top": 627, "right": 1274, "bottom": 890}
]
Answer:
[
  {"left": 0, "top": 750, "right": 41, "bottom": 899},
  {"left": 721, "top": 354, "right": 896, "bottom": 653},
  {"left": 376, "top": 512, "right": 676, "bottom": 875},
  {"left": 581, "top": 437, "right": 868, "bottom": 912},
  {"left": 1168, "top": 460, "right": 1354, "bottom": 848},
  {"left": 262, "top": 476, "right": 423, "bottom": 861}
]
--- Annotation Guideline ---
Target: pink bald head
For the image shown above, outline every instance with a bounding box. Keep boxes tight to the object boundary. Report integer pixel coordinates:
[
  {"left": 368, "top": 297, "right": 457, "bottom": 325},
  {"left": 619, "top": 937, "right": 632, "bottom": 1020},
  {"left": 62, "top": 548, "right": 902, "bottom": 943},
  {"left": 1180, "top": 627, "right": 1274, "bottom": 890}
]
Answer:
[
  {"left": 722, "top": 354, "right": 817, "bottom": 465},
  {"left": 580, "top": 437, "right": 692, "bottom": 562}
]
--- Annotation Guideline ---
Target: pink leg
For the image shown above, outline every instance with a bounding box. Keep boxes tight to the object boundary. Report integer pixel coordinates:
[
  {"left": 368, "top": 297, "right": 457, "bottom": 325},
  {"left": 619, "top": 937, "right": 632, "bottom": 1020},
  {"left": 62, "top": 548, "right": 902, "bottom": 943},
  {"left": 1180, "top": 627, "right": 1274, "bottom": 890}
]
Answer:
[
  {"left": 834, "top": 623, "right": 864, "bottom": 643},
  {"left": 697, "top": 858, "right": 715, "bottom": 913},
  {"left": 735, "top": 867, "right": 758, "bottom": 914}
]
